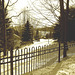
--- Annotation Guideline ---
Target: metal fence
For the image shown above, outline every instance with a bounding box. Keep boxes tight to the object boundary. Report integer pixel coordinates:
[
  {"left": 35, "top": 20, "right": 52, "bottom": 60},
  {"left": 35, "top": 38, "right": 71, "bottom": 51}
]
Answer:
[{"left": 0, "top": 43, "right": 75, "bottom": 75}]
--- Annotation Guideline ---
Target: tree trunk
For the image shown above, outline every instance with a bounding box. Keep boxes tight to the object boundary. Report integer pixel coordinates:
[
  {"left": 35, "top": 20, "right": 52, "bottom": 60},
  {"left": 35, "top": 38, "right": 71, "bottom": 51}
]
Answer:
[
  {"left": 2, "top": 0, "right": 7, "bottom": 55},
  {"left": 59, "top": 0, "right": 68, "bottom": 58}
]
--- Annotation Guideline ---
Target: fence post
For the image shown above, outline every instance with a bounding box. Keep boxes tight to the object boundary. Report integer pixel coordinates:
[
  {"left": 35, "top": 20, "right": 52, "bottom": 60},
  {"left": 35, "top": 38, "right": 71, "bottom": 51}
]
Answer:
[
  {"left": 10, "top": 47, "right": 13, "bottom": 75},
  {"left": 0, "top": 53, "right": 1, "bottom": 75},
  {"left": 58, "top": 41, "right": 60, "bottom": 62}
]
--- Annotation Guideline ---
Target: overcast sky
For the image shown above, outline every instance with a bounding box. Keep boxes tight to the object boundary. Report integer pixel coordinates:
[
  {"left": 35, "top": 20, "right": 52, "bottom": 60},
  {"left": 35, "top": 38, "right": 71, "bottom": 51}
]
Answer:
[{"left": 5, "top": 0, "right": 75, "bottom": 27}]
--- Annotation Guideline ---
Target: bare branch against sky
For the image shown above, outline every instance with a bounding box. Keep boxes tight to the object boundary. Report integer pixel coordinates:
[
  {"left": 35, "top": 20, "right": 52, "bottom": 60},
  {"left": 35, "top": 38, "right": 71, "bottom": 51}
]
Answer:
[{"left": 4, "top": 0, "right": 75, "bottom": 27}]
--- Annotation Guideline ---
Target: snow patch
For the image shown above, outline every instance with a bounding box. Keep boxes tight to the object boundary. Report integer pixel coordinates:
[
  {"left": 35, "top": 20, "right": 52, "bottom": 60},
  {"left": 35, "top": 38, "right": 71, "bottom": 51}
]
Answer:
[{"left": 56, "top": 55, "right": 75, "bottom": 75}]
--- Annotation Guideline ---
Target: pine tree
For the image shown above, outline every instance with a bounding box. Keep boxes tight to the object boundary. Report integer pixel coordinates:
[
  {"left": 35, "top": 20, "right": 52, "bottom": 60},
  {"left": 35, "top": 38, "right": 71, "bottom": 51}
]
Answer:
[
  {"left": 53, "top": 8, "right": 75, "bottom": 42},
  {"left": 22, "top": 20, "right": 33, "bottom": 42}
]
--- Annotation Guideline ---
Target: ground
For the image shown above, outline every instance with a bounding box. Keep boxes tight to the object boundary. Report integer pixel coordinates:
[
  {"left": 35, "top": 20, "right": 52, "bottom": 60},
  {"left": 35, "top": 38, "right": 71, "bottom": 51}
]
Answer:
[
  {"left": 56, "top": 55, "right": 75, "bottom": 75},
  {"left": 0, "top": 39, "right": 56, "bottom": 75},
  {"left": 1, "top": 39, "right": 75, "bottom": 75},
  {"left": 22, "top": 41, "right": 75, "bottom": 75},
  {"left": 23, "top": 55, "right": 75, "bottom": 75}
]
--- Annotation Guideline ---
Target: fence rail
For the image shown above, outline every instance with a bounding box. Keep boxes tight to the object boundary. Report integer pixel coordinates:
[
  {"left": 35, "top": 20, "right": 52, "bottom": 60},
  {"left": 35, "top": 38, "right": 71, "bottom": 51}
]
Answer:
[{"left": 0, "top": 43, "right": 75, "bottom": 75}]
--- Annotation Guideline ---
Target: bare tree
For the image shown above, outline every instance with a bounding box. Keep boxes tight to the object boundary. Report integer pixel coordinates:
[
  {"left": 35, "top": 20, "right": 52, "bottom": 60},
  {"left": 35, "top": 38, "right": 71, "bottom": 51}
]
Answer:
[
  {"left": 28, "top": 0, "right": 75, "bottom": 27},
  {"left": 1, "top": 0, "right": 19, "bottom": 55},
  {"left": 28, "top": 0, "right": 60, "bottom": 26},
  {"left": 41, "top": 0, "right": 69, "bottom": 58},
  {"left": 27, "top": 0, "right": 72, "bottom": 58}
]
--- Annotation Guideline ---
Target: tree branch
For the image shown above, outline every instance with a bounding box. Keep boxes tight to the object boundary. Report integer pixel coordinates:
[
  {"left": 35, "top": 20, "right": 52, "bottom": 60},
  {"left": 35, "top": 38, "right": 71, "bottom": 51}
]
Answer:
[
  {"left": 5, "top": 0, "right": 10, "bottom": 10},
  {"left": 39, "top": 0, "right": 59, "bottom": 21},
  {"left": 29, "top": 0, "right": 57, "bottom": 25},
  {"left": 9, "top": 11, "right": 23, "bottom": 19},
  {"left": 9, "top": 0, "right": 18, "bottom": 7}
]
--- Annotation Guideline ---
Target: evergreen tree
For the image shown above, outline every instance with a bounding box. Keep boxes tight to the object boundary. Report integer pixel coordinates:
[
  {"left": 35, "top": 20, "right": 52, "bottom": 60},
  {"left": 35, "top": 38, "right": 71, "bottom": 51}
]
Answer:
[
  {"left": 22, "top": 20, "right": 33, "bottom": 42},
  {"left": 67, "top": 8, "right": 75, "bottom": 41},
  {"left": 53, "top": 8, "right": 75, "bottom": 42}
]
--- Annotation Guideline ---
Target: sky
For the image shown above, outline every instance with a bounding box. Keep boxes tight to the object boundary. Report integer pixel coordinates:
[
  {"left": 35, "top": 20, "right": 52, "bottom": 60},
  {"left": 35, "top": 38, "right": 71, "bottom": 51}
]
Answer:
[
  {"left": 5, "top": 0, "right": 58, "bottom": 27},
  {"left": 5, "top": 0, "right": 75, "bottom": 27}
]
